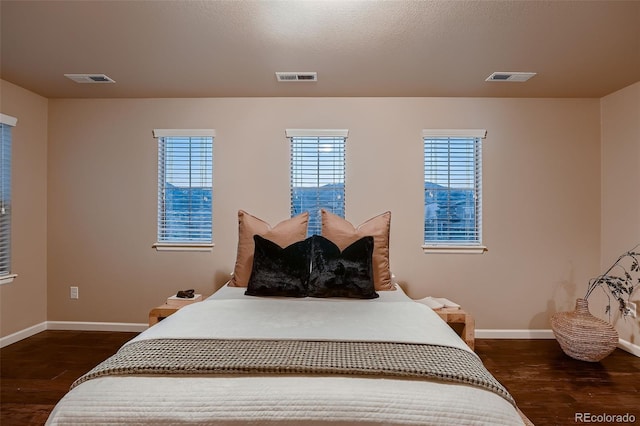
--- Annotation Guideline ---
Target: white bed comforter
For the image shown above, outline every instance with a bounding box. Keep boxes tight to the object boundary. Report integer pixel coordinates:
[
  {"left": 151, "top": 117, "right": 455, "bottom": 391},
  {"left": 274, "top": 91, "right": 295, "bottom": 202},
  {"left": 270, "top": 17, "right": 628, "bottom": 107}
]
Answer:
[{"left": 46, "top": 285, "right": 525, "bottom": 425}]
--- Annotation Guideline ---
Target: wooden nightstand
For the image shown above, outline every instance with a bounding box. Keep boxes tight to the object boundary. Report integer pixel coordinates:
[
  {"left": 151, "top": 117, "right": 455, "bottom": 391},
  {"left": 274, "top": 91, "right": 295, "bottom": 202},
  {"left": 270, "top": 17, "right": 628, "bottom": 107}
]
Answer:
[
  {"left": 148, "top": 304, "right": 181, "bottom": 326},
  {"left": 434, "top": 307, "right": 475, "bottom": 350},
  {"left": 149, "top": 294, "right": 203, "bottom": 326}
]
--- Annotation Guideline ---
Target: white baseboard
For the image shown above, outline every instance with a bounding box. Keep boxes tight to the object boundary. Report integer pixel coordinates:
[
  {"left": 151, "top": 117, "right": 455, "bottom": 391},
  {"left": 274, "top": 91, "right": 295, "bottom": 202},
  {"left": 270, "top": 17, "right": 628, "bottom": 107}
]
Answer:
[
  {"left": 617, "top": 338, "right": 640, "bottom": 357},
  {"left": 1, "top": 321, "right": 146, "bottom": 348},
  {"left": 6, "top": 325, "right": 550, "bottom": 348},
  {"left": 475, "top": 329, "right": 555, "bottom": 339},
  {"left": 475, "top": 329, "right": 639, "bottom": 357},
  {"left": 0, "top": 321, "right": 47, "bottom": 348},
  {"left": 2, "top": 323, "right": 639, "bottom": 358},
  {"left": 47, "top": 321, "right": 148, "bottom": 333}
]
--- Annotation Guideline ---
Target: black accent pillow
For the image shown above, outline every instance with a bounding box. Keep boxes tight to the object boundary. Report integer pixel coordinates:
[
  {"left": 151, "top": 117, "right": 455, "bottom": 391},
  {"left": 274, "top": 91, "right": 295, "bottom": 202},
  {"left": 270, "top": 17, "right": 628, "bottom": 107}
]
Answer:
[
  {"left": 309, "top": 235, "right": 378, "bottom": 299},
  {"left": 245, "top": 235, "right": 311, "bottom": 297}
]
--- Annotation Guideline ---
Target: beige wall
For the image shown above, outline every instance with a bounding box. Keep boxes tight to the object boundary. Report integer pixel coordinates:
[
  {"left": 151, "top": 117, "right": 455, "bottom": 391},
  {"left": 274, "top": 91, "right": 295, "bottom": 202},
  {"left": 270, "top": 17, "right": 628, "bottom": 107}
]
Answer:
[
  {"left": 0, "top": 80, "right": 48, "bottom": 337},
  {"left": 599, "top": 82, "right": 640, "bottom": 343},
  {"left": 46, "top": 97, "right": 601, "bottom": 329}
]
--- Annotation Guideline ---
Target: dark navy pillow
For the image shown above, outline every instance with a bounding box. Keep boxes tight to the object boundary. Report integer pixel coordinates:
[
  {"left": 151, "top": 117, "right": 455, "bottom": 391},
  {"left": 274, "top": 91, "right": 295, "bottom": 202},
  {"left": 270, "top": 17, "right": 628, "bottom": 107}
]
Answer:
[
  {"left": 245, "top": 235, "right": 311, "bottom": 297},
  {"left": 309, "top": 235, "right": 378, "bottom": 299}
]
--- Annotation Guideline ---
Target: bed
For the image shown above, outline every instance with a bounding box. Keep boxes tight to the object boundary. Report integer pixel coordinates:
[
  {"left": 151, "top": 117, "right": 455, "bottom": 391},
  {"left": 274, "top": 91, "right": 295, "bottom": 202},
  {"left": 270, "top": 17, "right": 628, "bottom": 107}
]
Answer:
[
  {"left": 46, "top": 283, "right": 531, "bottom": 425},
  {"left": 47, "top": 210, "right": 532, "bottom": 425}
]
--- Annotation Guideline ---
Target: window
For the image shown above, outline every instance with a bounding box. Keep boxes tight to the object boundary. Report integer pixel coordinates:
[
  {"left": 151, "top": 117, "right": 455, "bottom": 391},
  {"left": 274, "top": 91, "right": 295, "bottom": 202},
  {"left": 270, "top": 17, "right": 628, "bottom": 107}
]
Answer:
[
  {"left": 287, "top": 129, "right": 347, "bottom": 236},
  {"left": 0, "top": 113, "right": 17, "bottom": 284},
  {"left": 423, "top": 129, "right": 487, "bottom": 254},
  {"left": 152, "top": 129, "right": 214, "bottom": 251}
]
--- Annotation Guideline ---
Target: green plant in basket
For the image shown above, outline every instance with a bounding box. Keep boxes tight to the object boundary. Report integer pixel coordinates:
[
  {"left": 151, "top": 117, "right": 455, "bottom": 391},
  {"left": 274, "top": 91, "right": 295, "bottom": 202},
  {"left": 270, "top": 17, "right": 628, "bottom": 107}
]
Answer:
[{"left": 585, "top": 244, "right": 640, "bottom": 319}]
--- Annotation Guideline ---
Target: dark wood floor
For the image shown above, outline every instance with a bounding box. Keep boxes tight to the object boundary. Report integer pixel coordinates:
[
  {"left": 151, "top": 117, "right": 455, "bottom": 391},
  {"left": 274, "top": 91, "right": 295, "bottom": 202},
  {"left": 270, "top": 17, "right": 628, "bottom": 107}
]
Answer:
[
  {"left": 1, "top": 332, "right": 639, "bottom": 426},
  {"left": 1, "top": 331, "right": 138, "bottom": 426},
  {"left": 476, "top": 339, "right": 639, "bottom": 425}
]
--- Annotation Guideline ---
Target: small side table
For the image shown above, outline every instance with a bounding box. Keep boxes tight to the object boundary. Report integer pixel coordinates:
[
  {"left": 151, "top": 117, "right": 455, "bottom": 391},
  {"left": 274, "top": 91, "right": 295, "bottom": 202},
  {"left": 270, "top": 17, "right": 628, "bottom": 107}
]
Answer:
[
  {"left": 148, "top": 304, "right": 181, "bottom": 326},
  {"left": 149, "top": 294, "right": 203, "bottom": 326},
  {"left": 434, "top": 307, "right": 475, "bottom": 350}
]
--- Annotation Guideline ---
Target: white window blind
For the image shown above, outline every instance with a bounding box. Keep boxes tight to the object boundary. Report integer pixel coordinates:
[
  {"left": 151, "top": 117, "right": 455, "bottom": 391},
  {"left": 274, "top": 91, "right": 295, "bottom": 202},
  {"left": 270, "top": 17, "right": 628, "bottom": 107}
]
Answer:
[
  {"left": 423, "top": 129, "right": 486, "bottom": 249},
  {"left": 287, "top": 129, "right": 347, "bottom": 236},
  {"left": 0, "top": 114, "right": 17, "bottom": 278},
  {"left": 153, "top": 129, "right": 214, "bottom": 245}
]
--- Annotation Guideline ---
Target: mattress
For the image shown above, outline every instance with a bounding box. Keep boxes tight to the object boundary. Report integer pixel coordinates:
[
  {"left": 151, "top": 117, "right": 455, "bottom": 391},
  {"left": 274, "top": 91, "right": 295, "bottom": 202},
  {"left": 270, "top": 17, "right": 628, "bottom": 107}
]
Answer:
[{"left": 46, "top": 284, "right": 526, "bottom": 425}]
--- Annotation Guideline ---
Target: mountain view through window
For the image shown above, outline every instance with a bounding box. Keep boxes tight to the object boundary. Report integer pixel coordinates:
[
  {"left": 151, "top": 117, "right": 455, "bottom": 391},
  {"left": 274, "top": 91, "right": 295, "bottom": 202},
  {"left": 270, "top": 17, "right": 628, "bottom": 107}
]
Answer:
[
  {"left": 290, "top": 135, "right": 345, "bottom": 236},
  {"left": 424, "top": 135, "right": 482, "bottom": 245},
  {"left": 158, "top": 135, "right": 213, "bottom": 243}
]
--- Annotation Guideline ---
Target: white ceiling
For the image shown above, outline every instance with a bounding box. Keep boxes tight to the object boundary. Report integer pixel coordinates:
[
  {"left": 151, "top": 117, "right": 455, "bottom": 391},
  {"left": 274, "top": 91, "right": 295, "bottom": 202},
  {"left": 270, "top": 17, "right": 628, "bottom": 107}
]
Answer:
[{"left": 1, "top": 0, "right": 639, "bottom": 99}]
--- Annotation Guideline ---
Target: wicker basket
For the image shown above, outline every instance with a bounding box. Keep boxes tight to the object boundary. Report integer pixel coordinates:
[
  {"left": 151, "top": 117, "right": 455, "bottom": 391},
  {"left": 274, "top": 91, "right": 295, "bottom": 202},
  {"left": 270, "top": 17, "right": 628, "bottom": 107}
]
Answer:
[{"left": 551, "top": 298, "right": 618, "bottom": 362}]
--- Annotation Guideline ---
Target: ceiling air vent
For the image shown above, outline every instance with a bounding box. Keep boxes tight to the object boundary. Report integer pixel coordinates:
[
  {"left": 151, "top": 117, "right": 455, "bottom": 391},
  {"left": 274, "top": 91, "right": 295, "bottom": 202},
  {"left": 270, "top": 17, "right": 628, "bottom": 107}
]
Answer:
[
  {"left": 276, "top": 72, "right": 318, "bottom": 82},
  {"left": 485, "top": 72, "right": 536, "bottom": 82},
  {"left": 64, "top": 74, "right": 116, "bottom": 83}
]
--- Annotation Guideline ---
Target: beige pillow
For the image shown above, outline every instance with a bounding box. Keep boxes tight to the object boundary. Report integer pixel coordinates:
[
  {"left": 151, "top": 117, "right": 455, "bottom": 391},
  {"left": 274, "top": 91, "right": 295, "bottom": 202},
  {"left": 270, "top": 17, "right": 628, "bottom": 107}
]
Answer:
[
  {"left": 321, "top": 209, "right": 394, "bottom": 291},
  {"left": 229, "top": 210, "right": 309, "bottom": 287}
]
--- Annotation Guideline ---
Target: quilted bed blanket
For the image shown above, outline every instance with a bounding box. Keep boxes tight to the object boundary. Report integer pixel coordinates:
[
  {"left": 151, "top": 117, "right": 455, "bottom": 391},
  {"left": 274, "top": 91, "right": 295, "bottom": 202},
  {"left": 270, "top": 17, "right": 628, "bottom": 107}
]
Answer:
[{"left": 47, "top": 285, "right": 528, "bottom": 425}]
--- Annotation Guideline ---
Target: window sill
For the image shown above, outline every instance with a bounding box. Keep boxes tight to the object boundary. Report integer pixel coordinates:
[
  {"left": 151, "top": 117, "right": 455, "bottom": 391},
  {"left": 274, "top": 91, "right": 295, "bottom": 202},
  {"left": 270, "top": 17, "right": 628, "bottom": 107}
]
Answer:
[
  {"left": 153, "top": 243, "right": 214, "bottom": 252},
  {"left": 422, "top": 245, "right": 487, "bottom": 254},
  {"left": 0, "top": 274, "right": 17, "bottom": 285}
]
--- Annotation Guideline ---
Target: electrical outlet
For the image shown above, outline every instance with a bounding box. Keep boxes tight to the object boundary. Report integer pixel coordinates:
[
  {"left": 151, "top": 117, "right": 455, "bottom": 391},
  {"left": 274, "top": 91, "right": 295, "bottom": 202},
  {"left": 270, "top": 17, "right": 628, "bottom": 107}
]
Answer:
[
  {"left": 70, "top": 286, "right": 79, "bottom": 299},
  {"left": 628, "top": 302, "right": 637, "bottom": 318}
]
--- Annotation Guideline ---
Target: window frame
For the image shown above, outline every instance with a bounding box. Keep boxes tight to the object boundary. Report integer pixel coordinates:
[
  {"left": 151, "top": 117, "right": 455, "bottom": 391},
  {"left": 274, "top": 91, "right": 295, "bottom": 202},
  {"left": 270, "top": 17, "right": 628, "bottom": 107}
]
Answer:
[
  {"left": 0, "top": 113, "right": 18, "bottom": 285},
  {"left": 422, "top": 129, "right": 487, "bottom": 254},
  {"left": 152, "top": 129, "right": 215, "bottom": 252},
  {"left": 286, "top": 129, "right": 348, "bottom": 237}
]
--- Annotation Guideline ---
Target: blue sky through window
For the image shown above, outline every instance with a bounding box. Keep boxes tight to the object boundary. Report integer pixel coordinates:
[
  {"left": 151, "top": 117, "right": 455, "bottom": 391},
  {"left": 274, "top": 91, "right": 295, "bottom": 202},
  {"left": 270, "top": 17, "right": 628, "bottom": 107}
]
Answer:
[
  {"left": 290, "top": 136, "right": 345, "bottom": 236},
  {"left": 158, "top": 136, "right": 213, "bottom": 243},
  {"left": 424, "top": 137, "right": 481, "bottom": 245}
]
